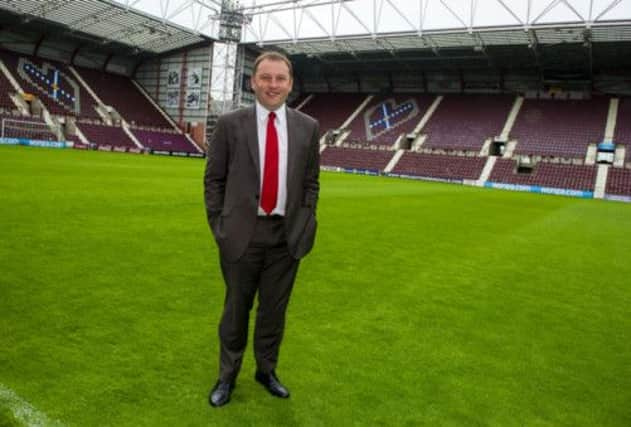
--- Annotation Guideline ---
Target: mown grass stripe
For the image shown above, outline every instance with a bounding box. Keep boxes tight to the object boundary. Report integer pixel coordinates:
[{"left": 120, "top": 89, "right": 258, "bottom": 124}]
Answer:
[{"left": 0, "top": 384, "right": 64, "bottom": 427}]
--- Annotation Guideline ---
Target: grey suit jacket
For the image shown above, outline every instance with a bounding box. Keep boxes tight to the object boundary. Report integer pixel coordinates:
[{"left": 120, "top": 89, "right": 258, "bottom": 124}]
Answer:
[{"left": 204, "top": 106, "right": 320, "bottom": 263}]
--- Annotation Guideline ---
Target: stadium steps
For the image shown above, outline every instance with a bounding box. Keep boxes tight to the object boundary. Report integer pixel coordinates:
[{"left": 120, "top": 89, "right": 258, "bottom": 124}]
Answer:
[
  {"left": 411, "top": 134, "right": 427, "bottom": 151},
  {"left": 614, "top": 146, "right": 626, "bottom": 167},
  {"left": 339, "top": 95, "right": 374, "bottom": 131},
  {"left": 333, "top": 95, "right": 374, "bottom": 146},
  {"left": 9, "top": 93, "right": 30, "bottom": 115},
  {"left": 413, "top": 95, "right": 442, "bottom": 135},
  {"left": 499, "top": 96, "right": 523, "bottom": 140},
  {"left": 0, "top": 59, "right": 25, "bottom": 99},
  {"left": 384, "top": 149, "right": 405, "bottom": 173},
  {"left": 503, "top": 140, "right": 517, "bottom": 158},
  {"left": 334, "top": 129, "right": 351, "bottom": 146},
  {"left": 122, "top": 123, "right": 144, "bottom": 149},
  {"left": 605, "top": 98, "right": 619, "bottom": 141},
  {"left": 131, "top": 79, "right": 181, "bottom": 131},
  {"left": 41, "top": 109, "right": 63, "bottom": 140},
  {"left": 67, "top": 66, "right": 108, "bottom": 122},
  {"left": 594, "top": 164, "right": 610, "bottom": 198},
  {"left": 71, "top": 122, "right": 89, "bottom": 144},
  {"left": 479, "top": 138, "right": 492, "bottom": 156},
  {"left": 477, "top": 156, "right": 497, "bottom": 185},
  {"left": 585, "top": 144, "right": 597, "bottom": 165}
]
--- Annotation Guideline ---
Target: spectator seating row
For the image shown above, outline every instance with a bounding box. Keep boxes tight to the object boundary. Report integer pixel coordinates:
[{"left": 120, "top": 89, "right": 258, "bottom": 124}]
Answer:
[
  {"left": 76, "top": 67, "right": 171, "bottom": 128},
  {"left": 346, "top": 94, "right": 434, "bottom": 147},
  {"left": 76, "top": 122, "right": 136, "bottom": 148},
  {"left": 0, "top": 66, "right": 17, "bottom": 110},
  {"left": 489, "top": 158, "right": 597, "bottom": 191},
  {"left": 613, "top": 97, "right": 631, "bottom": 162},
  {"left": 423, "top": 95, "right": 514, "bottom": 152},
  {"left": 320, "top": 146, "right": 394, "bottom": 172},
  {"left": 606, "top": 168, "right": 631, "bottom": 196},
  {"left": 131, "top": 128, "right": 198, "bottom": 153},
  {"left": 299, "top": 93, "right": 366, "bottom": 138},
  {"left": 301, "top": 93, "right": 624, "bottom": 161},
  {"left": 0, "top": 48, "right": 198, "bottom": 152},
  {"left": 511, "top": 97, "right": 609, "bottom": 158},
  {"left": 0, "top": 49, "right": 100, "bottom": 119},
  {"left": 392, "top": 152, "right": 486, "bottom": 180}
]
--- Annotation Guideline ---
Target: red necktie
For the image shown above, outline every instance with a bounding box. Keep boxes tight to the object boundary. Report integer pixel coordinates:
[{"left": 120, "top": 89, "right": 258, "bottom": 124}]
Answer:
[{"left": 261, "top": 111, "right": 278, "bottom": 215}]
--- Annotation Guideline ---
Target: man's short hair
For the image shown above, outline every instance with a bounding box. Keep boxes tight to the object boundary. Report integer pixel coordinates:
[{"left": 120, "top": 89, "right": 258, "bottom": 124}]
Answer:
[{"left": 252, "top": 51, "right": 293, "bottom": 78}]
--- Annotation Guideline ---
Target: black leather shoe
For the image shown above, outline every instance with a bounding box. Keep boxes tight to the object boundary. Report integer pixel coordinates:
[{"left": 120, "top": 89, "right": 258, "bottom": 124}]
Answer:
[
  {"left": 255, "top": 370, "right": 290, "bottom": 398},
  {"left": 209, "top": 380, "right": 234, "bottom": 407}
]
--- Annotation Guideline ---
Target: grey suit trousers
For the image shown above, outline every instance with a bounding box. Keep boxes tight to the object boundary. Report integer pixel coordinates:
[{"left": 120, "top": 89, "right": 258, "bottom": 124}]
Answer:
[{"left": 218, "top": 216, "right": 299, "bottom": 383}]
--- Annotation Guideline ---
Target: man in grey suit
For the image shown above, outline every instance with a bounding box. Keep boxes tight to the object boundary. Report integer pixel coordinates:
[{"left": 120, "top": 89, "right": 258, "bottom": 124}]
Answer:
[{"left": 204, "top": 51, "right": 320, "bottom": 407}]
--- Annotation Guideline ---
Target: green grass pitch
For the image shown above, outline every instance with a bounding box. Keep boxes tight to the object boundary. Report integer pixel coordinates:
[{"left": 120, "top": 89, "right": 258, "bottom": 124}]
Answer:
[{"left": 1, "top": 145, "right": 630, "bottom": 426}]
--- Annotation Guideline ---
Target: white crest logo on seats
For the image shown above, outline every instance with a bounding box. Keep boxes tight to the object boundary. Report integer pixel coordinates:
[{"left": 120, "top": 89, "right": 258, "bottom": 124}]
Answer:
[
  {"left": 17, "top": 57, "right": 81, "bottom": 114},
  {"left": 364, "top": 98, "right": 420, "bottom": 141}
]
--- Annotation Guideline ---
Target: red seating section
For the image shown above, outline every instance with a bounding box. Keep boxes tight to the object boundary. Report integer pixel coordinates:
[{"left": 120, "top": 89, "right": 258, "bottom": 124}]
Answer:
[
  {"left": 392, "top": 152, "right": 486, "bottom": 180},
  {"left": 0, "top": 49, "right": 100, "bottom": 119},
  {"left": 131, "top": 128, "right": 198, "bottom": 153},
  {"left": 346, "top": 94, "right": 434, "bottom": 147},
  {"left": 511, "top": 97, "right": 609, "bottom": 158},
  {"left": 606, "top": 168, "right": 631, "bottom": 196},
  {"left": 299, "top": 94, "right": 365, "bottom": 137},
  {"left": 613, "top": 98, "right": 631, "bottom": 162},
  {"left": 75, "top": 67, "right": 171, "bottom": 127},
  {"left": 423, "top": 95, "right": 513, "bottom": 151},
  {"left": 0, "top": 49, "right": 200, "bottom": 152},
  {"left": 0, "top": 64, "right": 17, "bottom": 110},
  {"left": 321, "top": 146, "right": 394, "bottom": 172},
  {"left": 489, "top": 159, "right": 597, "bottom": 191},
  {"left": 77, "top": 122, "right": 136, "bottom": 148}
]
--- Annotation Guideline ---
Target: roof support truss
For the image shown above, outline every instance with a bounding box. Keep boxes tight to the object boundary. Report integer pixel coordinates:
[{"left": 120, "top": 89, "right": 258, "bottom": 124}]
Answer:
[{"left": 237, "top": 0, "right": 631, "bottom": 45}]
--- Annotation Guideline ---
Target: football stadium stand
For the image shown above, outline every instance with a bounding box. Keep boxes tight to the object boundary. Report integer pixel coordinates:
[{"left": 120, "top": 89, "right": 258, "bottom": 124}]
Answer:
[
  {"left": 511, "top": 97, "right": 609, "bottom": 159},
  {"left": 0, "top": 49, "right": 100, "bottom": 119},
  {"left": 392, "top": 152, "right": 487, "bottom": 181},
  {"left": 489, "top": 159, "right": 597, "bottom": 192},
  {"left": 422, "top": 95, "right": 514, "bottom": 152},
  {"left": 320, "top": 146, "right": 394, "bottom": 172},
  {"left": 613, "top": 97, "right": 631, "bottom": 162},
  {"left": 75, "top": 67, "right": 171, "bottom": 127},
  {"left": 606, "top": 168, "right": 631, "bottom": 196},
  {"left": 131, "top": 128, "right": 199, "bottom": 153},
  {"left": 76, "top": 121, "right": 136, "bottom": 148},
  {"left": 0, "top": 66, "right": 17, "bottom": 110},
  {"left": 345, "top": 94, "right": 434, "bottom": 147},
  {"left": 0, "top": 48, "right": 199, "bottom": 153},
  {"left": 298, "top": 93, "right": 365, "bottom": 138}
]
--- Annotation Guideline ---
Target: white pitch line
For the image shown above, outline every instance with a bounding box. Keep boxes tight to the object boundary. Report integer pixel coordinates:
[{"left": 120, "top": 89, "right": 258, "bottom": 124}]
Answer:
[{"left": 0, "top": 383, "right": 64, "bottom": 427}]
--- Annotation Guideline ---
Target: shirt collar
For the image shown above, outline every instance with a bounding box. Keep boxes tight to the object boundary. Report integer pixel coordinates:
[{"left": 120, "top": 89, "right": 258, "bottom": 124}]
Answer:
[{"left": 256, "top": 101, "right": 286, "bottom": 124}]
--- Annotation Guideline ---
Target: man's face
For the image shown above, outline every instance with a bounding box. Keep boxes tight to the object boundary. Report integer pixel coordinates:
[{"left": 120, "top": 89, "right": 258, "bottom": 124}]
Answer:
[{"left": 251, "top": 58, "right": 293, "bottom": 111}]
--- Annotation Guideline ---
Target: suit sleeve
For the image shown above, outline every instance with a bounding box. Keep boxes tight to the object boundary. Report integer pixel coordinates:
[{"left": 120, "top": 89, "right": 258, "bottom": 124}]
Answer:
[
  {"left": 303, "top": 120, "right": 320, "bottom": 210},
  {"left": 204, "top": 116, "right": 228, "bottom": 228}
]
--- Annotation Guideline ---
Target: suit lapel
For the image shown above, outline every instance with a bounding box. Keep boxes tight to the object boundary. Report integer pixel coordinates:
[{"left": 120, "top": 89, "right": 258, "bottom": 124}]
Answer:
[{"left": 245, "top": 107, "right": 260, "bottom": 184}]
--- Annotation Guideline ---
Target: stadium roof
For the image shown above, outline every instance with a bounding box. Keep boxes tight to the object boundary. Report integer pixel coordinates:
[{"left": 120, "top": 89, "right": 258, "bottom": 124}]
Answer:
[
  {"left": 2, "top": 0, "right": 631, "bottom": 75},
  {"left": 0, "top": 0, "right": 214, "bottom": 55},
  {"left": 212, "top": 0, "right": 631, "bottom": 83},
  {"left": 234, "top": 0, "right": 631, "bottom": 51}
]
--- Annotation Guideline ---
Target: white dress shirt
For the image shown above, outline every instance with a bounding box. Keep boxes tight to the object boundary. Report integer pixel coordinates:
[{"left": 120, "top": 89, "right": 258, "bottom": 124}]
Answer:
[{"left": 256, "top": 101, "right": 288, "bottom": 216}]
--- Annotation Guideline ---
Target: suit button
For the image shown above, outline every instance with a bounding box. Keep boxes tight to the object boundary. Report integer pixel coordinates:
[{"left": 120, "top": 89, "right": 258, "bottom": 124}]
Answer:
[{"left": 255, "top": 194, "right": 259, "bottom": 200}]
